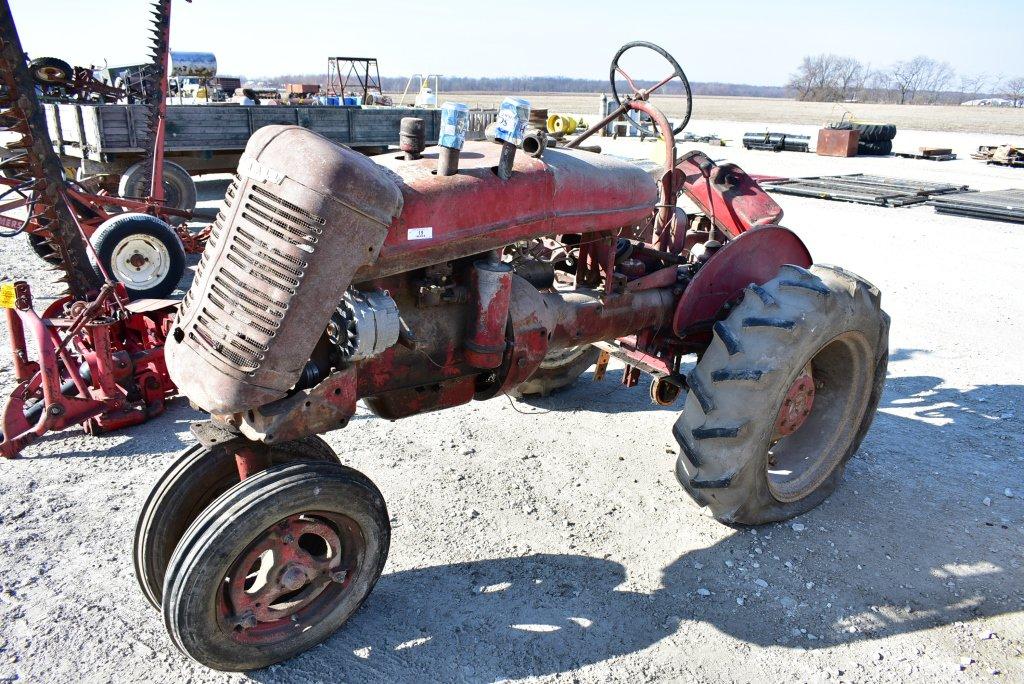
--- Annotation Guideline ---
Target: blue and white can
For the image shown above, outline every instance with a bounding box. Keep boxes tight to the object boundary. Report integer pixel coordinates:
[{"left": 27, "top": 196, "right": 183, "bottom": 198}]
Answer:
[
  {"left": 439, "top": 102, "right": 470, "bottom": 150},
  {"left": 494, "top": 96, "right": 530, "bottom": 146}
]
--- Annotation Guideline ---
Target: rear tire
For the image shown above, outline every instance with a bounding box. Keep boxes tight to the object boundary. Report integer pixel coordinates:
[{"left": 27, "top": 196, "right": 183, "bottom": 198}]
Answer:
[
  {"left": 162, "top": 461, "right": 390, "bottom": 671},
  {"left": 134, "top": 436, "right": 342, "bottom": 609},
  {"left": 858, "top": 139, "right": 893, "bottom": 156},
  {"left": 673, "top": 264, "right": 889, "bottom": 525},
  {"left": 89, "top": 212, "right": 185, "bottom": 299}
]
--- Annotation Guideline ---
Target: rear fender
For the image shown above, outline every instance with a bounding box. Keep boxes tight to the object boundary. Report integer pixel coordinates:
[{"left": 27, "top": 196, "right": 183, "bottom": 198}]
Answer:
[{"left": 672, "top": 225, "right": 811, "bottom": 339}]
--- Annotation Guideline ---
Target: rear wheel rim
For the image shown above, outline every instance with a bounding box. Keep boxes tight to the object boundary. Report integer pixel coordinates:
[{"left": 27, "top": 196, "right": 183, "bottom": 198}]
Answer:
[
  {"left": 218, "top": 511, "right": 364, "bottom": 646},
  {"left": 109, "top": 234, "right": 171, "bottom": 289},
  {"left": 766, "top": 332, "right": 873, "bottom": 502}
]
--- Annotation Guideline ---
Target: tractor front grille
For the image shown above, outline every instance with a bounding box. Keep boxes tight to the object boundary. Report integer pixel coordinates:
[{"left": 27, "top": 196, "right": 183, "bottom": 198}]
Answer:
[{"left": 181, "top": 179, "right": 325, "bottom": 375}]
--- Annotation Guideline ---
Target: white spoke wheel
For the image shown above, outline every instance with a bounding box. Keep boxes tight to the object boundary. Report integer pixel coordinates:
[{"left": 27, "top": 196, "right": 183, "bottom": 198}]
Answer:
[
  {"left": 89, "top": 213, "right": 185, "bottom": 300},
  {"left": 673, "top": 264, "right": 889, "bottom": 525},
  {"left": 162, "top": 461, "right": 390, "bottom": 671}
]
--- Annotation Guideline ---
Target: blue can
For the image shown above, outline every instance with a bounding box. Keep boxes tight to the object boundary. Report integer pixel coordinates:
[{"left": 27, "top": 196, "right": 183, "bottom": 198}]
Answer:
[
  {"left": 494, "top": 96, "right": 530, "bottom": 146},
  {"left": 439, "top": 102, "right": 470, "bottom": 150}
]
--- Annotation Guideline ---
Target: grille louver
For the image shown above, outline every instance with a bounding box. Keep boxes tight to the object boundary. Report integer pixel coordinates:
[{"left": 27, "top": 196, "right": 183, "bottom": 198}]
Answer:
[{"left": 186, "top": 181, "right": 324, "bottom": 375}]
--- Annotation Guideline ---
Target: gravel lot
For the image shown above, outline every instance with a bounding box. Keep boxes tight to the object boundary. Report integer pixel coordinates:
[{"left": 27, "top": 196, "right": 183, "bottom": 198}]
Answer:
[{"left": 0, "top": 128, "right": 1022, "bottom": 683}]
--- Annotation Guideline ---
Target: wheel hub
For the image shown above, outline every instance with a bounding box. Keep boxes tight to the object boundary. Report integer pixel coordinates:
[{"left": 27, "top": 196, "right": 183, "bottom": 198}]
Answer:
[
  {"left": 110, "top": 234, "right": 170, "bottom": 288},
  {"left": 773, "top": 364, "right": 815, "bottom": 438},
  {"left": 221, "top": 512, "right": 358, "bottom": 645}
]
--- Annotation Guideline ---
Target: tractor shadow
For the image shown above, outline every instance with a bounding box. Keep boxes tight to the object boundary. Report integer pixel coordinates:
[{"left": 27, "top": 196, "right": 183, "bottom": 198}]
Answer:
[
  {"left": 514, "top": 362, "right": 696, "bottom": 414},
  {"left": 252, "top": 370, "right": 1024, "bottom": 682}
]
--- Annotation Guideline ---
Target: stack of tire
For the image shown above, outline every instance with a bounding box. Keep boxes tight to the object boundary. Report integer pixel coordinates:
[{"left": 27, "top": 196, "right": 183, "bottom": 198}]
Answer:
[{"left": 832, "top": 121, "right": 897, "bottom": 156}]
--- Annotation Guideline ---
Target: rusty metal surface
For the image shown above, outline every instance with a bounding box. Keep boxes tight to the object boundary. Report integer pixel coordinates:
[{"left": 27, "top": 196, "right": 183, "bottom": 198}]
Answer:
[
  {"left": 464, "top": 260, "right": 513, "bottom": 369},
  {"left": 671, "top": 226, "right": 811, "bottom": 338},
  {"left": 361, "top": 142, "right": 658, "bottom": 280},
  {"left": 816, "top": 128, "right": 860, "bottom": 158},
  {"left": 166, "top": 125, "right": 404, "bottom": 414},
  {"left": 1, "top": 281, "right": 177, "bottom": 458},
  {"left": 673, "top": 150, "right": 784, "bottom": 237}
]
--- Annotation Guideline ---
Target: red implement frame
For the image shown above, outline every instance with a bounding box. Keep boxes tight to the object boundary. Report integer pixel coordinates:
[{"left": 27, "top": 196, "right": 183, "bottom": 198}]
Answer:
[{"left": 0, "top": 280, "right": 178, "bottom": 458}]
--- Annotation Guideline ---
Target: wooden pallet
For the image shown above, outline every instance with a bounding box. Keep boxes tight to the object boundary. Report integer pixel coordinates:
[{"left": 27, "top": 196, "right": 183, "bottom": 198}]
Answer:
[
  {"left": 894, "top": 150, "right": 957, "bottom": 161},
  {"left": 761, "top": 174, "right": 969, "bottom": 207}
]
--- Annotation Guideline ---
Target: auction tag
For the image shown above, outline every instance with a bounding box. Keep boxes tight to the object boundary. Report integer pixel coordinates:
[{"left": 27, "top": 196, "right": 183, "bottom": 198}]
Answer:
[
  {"left": 407, "top": 227, "right": 433, "bottom": 240},
  {"left": 0, "top": 283, "right": 16, "bottom": 309}
]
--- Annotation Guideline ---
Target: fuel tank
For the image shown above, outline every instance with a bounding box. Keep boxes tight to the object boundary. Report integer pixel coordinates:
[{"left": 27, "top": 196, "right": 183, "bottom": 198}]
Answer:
[
  {"left": 166, "top": 126, "right": 657, "bottom": 415},
  {"left": 361, "top": 140, "right": 658, "bottom": 278}
]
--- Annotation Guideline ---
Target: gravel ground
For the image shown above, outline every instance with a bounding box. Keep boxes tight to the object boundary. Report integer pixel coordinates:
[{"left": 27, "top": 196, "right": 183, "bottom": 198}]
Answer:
[{"left": 0, "top": 131, "right": 1022, "bottom": 683}]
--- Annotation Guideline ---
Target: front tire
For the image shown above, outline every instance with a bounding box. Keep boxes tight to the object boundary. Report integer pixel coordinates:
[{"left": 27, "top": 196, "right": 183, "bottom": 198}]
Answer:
[
  {"left": 673, "top": 264, "right": 889, "bottom": 525},
  {"left": 162, "top": 461, "right": 390, "bottom": 671},
  {"left": 134, "top": 436, "right": 341, "bottom": 609}
]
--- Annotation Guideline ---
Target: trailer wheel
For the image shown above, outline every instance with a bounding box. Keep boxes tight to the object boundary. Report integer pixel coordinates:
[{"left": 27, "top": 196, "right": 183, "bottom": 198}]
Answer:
[
  {"left": 90, "top": 212, "right": 185, "bottom": 299},
  {"left": 162, "top": 461, "right": 390, "bottom": 671},
  {"left": 28, "top": 57, "right": 72, "bottom": 84},
  {"left": 118, "top": 160, "right": 197, "bottom": 223},
  {"left": 512, "top": 345, "right": 601, "bottom": 397},
  {"left": 134, "top": 436, "right": 343, "bottom": 610},
  {"left": 673, "top": 264, "right": 889, "bottom": 525}
]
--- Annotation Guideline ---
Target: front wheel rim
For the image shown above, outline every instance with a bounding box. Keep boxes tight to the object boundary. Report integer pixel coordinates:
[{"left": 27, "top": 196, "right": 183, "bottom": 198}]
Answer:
[
  {"left": 218, "top": 511, "right": 364, "bottom": 646},
  {"left": 109, "top": 234, "right": 171, "bottom": 289},
  {"left": 766, "top": 332, "right": 873, "bottom": 503}
]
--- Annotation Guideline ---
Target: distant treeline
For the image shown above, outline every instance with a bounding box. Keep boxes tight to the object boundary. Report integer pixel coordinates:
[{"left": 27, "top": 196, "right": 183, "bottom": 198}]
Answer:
[
  {"left": 240, "top": 73, "right": 788, "bottom": 98},
  {"left": 788, "top": 53, "right": 1024, "bottom": 106}
]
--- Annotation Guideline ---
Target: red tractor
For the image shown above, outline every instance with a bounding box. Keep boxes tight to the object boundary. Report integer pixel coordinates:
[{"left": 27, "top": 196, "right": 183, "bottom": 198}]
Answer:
[{"left": 143, "top": 43, "right": 888, "bottom": 670}]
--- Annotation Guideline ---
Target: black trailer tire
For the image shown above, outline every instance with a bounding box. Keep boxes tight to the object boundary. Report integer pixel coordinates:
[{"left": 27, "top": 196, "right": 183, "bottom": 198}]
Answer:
[
  {"left": 28, "top": 57, "right": 72, "bottom": 84},
  {"left": 89, "top": 212, "right": 185, "bottom": 299},
  {"left": 673, "top": 264, "right": 889, "bottom": 525},
  {"left": 134, "top": 436, "right": 343, "bottom": 610},
  {"left": 162, "top": 461, "right": 390, "bottom": 671},
  {"left": 512, "top": 345, "right": 601, "bottom": 397},
  {"left": 117, "top": 160, "right": 197, "bottom": 222}
]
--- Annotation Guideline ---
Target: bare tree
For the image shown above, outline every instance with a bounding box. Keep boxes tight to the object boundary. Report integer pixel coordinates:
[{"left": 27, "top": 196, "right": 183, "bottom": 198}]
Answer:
[
  {"left": 1005, "top": 77, "right": 1024, "bottom": 107},
  {"left": 890, "top": 56, "right": 931, "bottom": 104},
  {"left": 864, "top": 69, "right": 894, "bottom": 103},
  {"left": 921, "top": 60, "right": 956, "bottom": 103},
  {"left": 834, "top": 56, "right": 865, "bottom": 101},
  {"left": 787, "top": 54, "right": 864, "bottom": 102},
  {"left": 958, "top": 73, "right": 989, "bottom": 102}
]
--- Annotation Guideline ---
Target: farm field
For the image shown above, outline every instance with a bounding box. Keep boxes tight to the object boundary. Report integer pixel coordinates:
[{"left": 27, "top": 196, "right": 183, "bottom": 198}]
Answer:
[{"left": 440, "top": 93, "right": 1024, "bottom": 135}]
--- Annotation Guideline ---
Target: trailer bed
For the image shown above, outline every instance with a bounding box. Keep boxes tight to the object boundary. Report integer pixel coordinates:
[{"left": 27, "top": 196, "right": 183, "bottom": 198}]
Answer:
[{"left": 44, "top": 102, "right": 454, "bottom": 160}]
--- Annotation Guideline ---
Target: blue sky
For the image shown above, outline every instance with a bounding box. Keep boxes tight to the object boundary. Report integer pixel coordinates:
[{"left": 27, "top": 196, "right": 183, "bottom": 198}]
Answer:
[{"left": 7, "top": 0, "right": 1022, "bottom": 84}]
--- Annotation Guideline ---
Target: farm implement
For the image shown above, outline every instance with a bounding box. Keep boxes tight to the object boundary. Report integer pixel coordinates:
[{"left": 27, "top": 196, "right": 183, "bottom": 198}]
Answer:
[
  {"left": 131, "top": 40, "right": 892, "bottom": 671},
  {"left": 1, "top": 0, "right": 203, "bottom": 303},
  {"left": 0, "top": 0, "right": 191, "bottom": 457}
]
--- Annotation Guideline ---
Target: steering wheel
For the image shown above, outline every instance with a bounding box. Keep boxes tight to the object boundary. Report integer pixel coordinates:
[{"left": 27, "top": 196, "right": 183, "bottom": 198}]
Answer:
[{"left": 609, "top": 41, "right": 692, "bottom": 138}]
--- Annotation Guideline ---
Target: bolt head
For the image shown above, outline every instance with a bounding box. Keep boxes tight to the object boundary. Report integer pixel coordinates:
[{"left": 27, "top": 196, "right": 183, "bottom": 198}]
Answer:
[{"left": 331, "top": 569, "right": 348, "bottom": 584}]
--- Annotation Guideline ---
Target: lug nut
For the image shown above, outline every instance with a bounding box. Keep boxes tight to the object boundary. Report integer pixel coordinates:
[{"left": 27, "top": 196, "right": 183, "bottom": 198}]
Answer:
[{"left": 331, "top": 569, "right": 348, "bottom": 584}]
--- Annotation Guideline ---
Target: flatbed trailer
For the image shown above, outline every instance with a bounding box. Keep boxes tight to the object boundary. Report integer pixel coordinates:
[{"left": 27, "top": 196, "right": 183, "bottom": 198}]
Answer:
[{"left": 43, "top": 102, "right": 495, "bottom": 180}]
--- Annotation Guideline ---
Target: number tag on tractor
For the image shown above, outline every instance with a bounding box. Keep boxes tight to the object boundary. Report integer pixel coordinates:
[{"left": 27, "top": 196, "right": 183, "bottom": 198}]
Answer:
[{"left": 0, "top": 283, "right": 16, "bottom": 309}]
